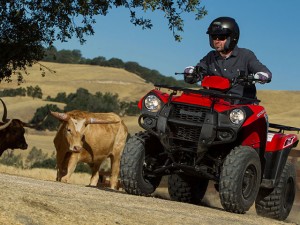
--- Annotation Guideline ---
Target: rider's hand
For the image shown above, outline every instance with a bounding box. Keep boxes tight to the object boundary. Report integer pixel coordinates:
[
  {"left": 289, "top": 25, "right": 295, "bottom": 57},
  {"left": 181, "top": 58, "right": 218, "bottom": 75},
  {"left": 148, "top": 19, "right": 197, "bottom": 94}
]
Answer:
[
  {"left": 254, "top": 72, "right": 271, "bottom": 84},
  {"left": 184, "top": 66, "right": 199, "bottom": 84},
  {"left": 184, "top": 66, "right": 195, "bottom": 74}
]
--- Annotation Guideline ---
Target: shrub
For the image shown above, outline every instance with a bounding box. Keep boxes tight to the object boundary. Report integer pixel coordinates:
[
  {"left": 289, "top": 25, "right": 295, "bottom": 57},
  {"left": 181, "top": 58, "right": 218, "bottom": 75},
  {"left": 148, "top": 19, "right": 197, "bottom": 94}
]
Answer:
[
  {"left": 74, "top": 162, "right": 91, "bottom": 174},
  {"left": 31, "top": 158, "right": 56, "bottom": 169},
  {"left": 25, "top": 147, "right": 48, "bottom": 168},
  {"left": 0, "top": 151, "right": 23, "bottom": 168}
]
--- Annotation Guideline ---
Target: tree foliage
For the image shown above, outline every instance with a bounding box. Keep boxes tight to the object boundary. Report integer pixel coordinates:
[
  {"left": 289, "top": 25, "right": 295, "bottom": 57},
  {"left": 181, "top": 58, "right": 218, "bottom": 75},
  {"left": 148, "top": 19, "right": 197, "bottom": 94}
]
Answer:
[
  {"left": 0, "top": 1, "right": 207, "bottom": 83},
  {"left": 32, "top": 88, "right": 139, "bottom": 131},
  {"left": 49, "top": 88, "right": 122, "bottom": 113},
  {"left": 27, "top": 85, "right": 43, "bottom": 99},
  {"left": 0, "top": 87, "right": 26, "bottom": 97},
  {"left": 0, "top": 85, "right": 43, "bottom": 98},
  {"left": 30, "top": 104, "right": 62, "bottom": 131}
]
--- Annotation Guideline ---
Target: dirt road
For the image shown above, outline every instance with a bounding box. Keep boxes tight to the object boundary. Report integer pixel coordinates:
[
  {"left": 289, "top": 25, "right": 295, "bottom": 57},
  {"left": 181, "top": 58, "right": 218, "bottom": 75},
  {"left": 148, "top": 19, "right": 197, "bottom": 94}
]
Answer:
[{"left": 0, "top": 173, "right": 298, "bottom": 225}]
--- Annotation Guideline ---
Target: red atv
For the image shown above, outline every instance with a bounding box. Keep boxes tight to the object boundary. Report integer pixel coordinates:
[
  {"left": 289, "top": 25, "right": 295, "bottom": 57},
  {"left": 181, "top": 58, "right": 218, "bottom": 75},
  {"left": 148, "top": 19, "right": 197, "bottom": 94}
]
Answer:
[{"left": 120, "top": 73, "right": 299, "bottom": 220}]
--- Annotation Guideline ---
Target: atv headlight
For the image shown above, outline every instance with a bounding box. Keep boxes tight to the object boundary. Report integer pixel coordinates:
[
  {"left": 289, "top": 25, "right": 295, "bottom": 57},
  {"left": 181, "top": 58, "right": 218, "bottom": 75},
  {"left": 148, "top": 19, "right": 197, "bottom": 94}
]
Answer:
[
  {"left": 144, "top": 95, "right": 161, "bottom": 112},
  {"left": 229, "top": 109, "right": 245, "bottom": 125}
]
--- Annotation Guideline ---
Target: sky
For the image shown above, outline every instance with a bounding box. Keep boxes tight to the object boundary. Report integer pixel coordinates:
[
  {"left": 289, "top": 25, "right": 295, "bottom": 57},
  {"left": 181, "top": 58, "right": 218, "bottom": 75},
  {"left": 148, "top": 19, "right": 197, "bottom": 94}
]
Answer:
[{"left": 54, "top": 1, "right": 300, "bottom": 91}]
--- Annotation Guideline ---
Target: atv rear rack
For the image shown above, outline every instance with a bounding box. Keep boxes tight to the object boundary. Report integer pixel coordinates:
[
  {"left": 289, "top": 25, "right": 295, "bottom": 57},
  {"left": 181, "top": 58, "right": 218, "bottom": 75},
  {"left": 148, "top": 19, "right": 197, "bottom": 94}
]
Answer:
[{"left": 269, "top": 123, "right": 300, "bottom": 133}]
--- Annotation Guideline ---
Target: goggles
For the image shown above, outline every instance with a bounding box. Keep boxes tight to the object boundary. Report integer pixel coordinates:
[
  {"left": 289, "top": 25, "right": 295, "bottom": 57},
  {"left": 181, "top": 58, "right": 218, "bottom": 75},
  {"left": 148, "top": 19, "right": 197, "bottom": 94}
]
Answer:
[{"left": 211, "top": 35, "right": 228, "bottom": 41}]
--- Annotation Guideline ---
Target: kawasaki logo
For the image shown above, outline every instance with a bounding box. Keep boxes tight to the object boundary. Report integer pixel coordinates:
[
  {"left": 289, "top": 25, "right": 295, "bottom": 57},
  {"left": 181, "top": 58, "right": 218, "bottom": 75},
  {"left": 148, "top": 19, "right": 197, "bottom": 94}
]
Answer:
[{"left": 179, "top": 109, "right": 203, "bottom": 117}]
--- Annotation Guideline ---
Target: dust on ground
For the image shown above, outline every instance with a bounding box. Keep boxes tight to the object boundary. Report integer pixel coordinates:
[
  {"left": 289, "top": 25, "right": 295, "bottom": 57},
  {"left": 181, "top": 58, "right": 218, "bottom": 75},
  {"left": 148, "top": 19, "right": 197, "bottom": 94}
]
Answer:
[{"left": 0, "top": 173, "right": 298, "bottom": 225}]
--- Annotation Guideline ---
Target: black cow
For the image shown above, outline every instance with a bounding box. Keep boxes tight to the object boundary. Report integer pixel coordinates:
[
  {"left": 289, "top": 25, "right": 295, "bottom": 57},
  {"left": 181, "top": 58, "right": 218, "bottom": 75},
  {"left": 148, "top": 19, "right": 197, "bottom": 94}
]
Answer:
[{"left": 0, "top": 98, "right": 33, "bottom": 156}]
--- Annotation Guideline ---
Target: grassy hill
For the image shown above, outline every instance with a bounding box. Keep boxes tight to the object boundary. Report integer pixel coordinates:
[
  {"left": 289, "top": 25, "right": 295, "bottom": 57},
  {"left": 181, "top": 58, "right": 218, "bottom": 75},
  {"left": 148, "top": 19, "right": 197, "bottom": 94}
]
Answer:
[
  {"left": 259, "top": 90, "right": 300, "bottom": 127},
  {"left": 0, "top": 61, "right": 154, "bottom": 102},
  {"left": 0, "top": 61, "right": 300, "bottom": 157}
]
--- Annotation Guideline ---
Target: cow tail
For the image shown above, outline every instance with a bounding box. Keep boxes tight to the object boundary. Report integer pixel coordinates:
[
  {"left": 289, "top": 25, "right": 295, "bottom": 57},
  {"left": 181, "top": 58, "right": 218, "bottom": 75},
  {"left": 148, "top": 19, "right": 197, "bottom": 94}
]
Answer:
[{"left": 113, "top": 120, "right": 128, "bottom": 155}]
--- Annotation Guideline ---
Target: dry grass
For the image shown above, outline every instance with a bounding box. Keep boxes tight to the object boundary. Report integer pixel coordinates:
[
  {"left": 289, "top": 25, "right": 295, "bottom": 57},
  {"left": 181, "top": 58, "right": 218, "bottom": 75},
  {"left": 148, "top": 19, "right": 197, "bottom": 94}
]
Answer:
[
  {"left": 0, "top": 62, "right": 299, "bottom": 224},
  {"left": 0, "top": 61, "right": 153, "bottom": 102},
  {"left": 259, "top": 90, "right": 300, "bottom": 127},
  {"left": 0, "top": 164, "right": 90, "bottom": 185}
]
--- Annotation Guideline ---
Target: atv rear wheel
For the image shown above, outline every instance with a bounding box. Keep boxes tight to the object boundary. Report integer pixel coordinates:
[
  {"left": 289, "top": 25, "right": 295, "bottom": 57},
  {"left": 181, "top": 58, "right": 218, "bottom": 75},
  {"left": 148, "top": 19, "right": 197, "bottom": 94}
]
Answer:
[
  {"left": 219, "top": 146, "right": 261, "bottom": 213},
  {"left": 120, "top": 132, "right": 162, "bottom": 196},
  {"left": 168, "top": 174, "right": 209, "bottom": 205},
  {"left": 255, "top": 161, "right": 296, "bottom": 220}
]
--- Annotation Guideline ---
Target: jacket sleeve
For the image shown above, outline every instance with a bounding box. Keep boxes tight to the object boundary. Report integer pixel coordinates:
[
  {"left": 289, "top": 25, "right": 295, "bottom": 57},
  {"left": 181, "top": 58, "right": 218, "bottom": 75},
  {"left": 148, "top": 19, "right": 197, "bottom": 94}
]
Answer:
[
  {"left": 247, "top": 50, "right": 272, "bottom": 82},
  {"left": 194, "top": 51, "right": 214, "bottom": 80}
]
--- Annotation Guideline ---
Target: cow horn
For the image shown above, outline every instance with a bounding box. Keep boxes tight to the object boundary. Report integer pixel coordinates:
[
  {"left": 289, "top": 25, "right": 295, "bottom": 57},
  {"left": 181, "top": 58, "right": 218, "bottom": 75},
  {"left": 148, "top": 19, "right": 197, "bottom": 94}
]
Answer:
[
  {"left": 0, "top": 98, "right": 8, "bottom": 122},
  {"left": 22, "top": 121, "right": 36, "bottom": 128},
  {"left": 0, "top": 119, "right": 12, "bottom": 130},
  {"left": 49, "top": 111, "right": 70, "bottom": 121},
  {"left": 86, "top": 118, "right": 120, "bottom": 124}
]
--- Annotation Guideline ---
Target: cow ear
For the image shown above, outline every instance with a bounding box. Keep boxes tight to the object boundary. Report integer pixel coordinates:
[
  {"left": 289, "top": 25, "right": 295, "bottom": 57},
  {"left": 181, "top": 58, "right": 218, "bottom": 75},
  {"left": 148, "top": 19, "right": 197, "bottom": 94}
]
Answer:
[{"left": 50, "top": 111, "right": 69, "bottom": 121}]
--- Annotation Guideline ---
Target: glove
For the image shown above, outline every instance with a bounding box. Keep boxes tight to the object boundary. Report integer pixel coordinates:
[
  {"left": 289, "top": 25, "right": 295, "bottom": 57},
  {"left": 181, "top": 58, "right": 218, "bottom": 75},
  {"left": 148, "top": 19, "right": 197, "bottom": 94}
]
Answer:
[
  {"left": 184, "top": 66, "right": 195, "bottom": 74},
  {"left": 184, "top": 66, "right": 199, "bottom": 84},
  {"left": 254, "top": 72, "right": 271, "bottom": 84}
]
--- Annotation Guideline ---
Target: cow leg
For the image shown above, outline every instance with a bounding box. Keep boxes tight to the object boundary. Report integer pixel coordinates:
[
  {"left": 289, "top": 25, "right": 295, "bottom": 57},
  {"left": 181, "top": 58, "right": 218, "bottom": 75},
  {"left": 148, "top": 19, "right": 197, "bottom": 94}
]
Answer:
[
  {"left": 89, "top": 162, "right": 102, "bottom": 186},
  {"left": 109, "top": 154, "right": 121, "bottom": 190},
  {"left": 56, "top": 151, "right": 69, "bottom": 182},
  {"left": 61, "top": 153, "right": 79, "bottom": 183}
]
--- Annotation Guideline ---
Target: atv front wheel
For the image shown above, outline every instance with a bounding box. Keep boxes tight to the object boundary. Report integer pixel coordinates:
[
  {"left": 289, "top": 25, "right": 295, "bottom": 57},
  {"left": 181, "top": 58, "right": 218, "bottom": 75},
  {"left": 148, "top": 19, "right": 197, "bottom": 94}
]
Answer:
[
  {"left": 255, "top": 161, "right": 296, "bottom": 220},
  {"left": 219, "top": 146, "right": 261, "bottom": 213},
  {"left": 168, "top": 174, "right": 209, "bottom": 205},
  {"left": 120, "top": 132, "right": 162, "bottom": 196}
]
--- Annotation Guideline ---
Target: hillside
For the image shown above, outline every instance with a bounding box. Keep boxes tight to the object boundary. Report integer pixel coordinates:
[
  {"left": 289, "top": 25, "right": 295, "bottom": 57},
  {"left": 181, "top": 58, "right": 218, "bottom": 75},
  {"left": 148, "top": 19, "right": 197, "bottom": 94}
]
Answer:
[
  {"left": 0, "top": 61, "right": 154, "bottom": 102},
  {"left": 1, "top": 61, "right": 300, "bottom": 127},
  {"left": 0, "top": 62, "right": 299, "bottom": 224},
  {"left": 258, "top": 90, "right": 300, "bottom": 127},
  {"left": 0, "top": 61, "right": 299, "bottom": 154}
]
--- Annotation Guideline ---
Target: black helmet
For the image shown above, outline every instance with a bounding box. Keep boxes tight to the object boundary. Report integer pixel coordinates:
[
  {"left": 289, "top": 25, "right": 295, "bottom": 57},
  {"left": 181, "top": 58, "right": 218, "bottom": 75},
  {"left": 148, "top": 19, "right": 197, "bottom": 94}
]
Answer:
[{"left": 207, "top": 17, "right": 240, "bottom": 51}]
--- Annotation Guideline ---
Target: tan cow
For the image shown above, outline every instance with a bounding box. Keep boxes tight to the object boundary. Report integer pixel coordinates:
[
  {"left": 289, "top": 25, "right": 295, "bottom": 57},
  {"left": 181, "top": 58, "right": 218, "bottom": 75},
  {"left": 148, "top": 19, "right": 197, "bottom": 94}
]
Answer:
[{"left": 50, "top": 110, "right": 128, "bottom": 190}]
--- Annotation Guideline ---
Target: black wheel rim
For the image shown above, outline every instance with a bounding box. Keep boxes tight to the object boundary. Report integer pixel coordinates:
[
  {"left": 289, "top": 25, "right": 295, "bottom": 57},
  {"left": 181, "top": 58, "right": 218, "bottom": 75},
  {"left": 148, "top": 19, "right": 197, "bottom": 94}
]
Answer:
[
  {"left": 142, "top": 156, "right": 159, "bottom": 185},
  {"left": 242, "top": 164, "right": 257, "bottom": 199},
  {"left": 142, "top": 157, "right": 151, "bottom": 183}
]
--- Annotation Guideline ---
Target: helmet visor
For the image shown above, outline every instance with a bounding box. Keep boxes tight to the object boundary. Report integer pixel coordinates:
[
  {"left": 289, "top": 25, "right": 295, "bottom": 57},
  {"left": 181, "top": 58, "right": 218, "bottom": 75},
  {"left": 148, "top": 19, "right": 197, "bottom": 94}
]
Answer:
[{"left": 207, "top": 24, "right": 232, "bottom": 35}]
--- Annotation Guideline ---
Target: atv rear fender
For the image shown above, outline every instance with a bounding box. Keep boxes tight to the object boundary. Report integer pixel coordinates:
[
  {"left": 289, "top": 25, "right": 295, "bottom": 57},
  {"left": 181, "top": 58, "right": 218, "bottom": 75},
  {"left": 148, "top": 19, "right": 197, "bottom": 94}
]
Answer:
[{"left": 261, "top": 126, "right": 299, "bottom": 188}]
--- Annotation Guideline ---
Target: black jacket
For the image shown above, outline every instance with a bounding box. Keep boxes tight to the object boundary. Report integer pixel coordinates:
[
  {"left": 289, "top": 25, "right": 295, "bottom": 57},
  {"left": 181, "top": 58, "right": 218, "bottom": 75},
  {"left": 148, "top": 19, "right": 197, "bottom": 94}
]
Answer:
[{"left": 196, "top": 46, "right": 272, "bottom": 99}]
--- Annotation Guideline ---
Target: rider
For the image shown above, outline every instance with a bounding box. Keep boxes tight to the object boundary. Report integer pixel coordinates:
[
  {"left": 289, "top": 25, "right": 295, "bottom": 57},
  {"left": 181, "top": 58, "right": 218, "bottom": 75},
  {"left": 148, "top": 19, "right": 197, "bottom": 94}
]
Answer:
[{"left": 184, "top": 17, "right": 272, "bottom": 100}]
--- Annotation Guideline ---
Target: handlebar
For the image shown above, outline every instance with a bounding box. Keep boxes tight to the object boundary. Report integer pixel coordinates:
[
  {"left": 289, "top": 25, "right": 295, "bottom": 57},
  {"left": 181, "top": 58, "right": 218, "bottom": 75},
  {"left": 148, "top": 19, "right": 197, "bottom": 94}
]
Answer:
[
  {"left": 175, "top": 71, "right": 268, "bottom": 86},
  {"left": 154, "top": 83, "right": 261, "bottom": 103},
  {"left": 233, "top": 74, "right": 256, "bottom": 85}
]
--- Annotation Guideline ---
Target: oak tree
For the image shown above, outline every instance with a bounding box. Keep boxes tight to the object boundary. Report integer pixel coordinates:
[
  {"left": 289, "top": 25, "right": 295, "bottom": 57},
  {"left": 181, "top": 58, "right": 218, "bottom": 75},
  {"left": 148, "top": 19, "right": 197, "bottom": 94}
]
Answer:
[{"left": 0, "top": 0, "right": 207, "bottom": 83}]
